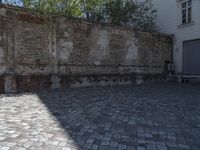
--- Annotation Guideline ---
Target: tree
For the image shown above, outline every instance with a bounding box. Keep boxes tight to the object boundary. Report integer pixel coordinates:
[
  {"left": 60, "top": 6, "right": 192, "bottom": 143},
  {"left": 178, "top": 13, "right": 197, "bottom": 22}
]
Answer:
[
  {"left": 4, "top": 0, "right": 22, "bottom": 6},
  {"left": 131, "top": 1, "right": 157, "bottom": 32},
  {"left": 104, "top": 0, "right": 157, "bottom": 32},
  {"left": 3, "top": 0, "right": 157, "bottom": 32},
  {"left": 78, "top": 0, "right": 106, "bottom": 21},
  {"left": 4, "top": 0, "right": 82, "bottom": 16},
  {"left": 105, "top": 0, "right": 138, "bottom": 25},
  {"left": 23, "top": 0, "right": 82, "bottom": 16}
]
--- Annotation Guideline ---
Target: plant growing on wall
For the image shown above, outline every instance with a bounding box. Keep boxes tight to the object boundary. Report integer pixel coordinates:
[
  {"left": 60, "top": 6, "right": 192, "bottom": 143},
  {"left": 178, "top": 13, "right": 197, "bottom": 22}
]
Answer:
[
  {"left": 78, "top": 0, "right": 106, "bottom": 21},
  {"left": 3, "top": 0, "right": 157, "bottom": 32},
  {"left": 131, "top": 1, "right": 157, "bottom": 32}
]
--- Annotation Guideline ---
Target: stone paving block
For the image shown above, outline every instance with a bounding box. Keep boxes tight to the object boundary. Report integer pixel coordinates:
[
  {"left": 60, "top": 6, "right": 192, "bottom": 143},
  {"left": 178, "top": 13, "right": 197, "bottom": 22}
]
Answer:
[
  {"left": 145, "top": 133, "right": 153, "bottom": 138},
  {"left": 110, "top": 141, "right": 118, "bottom": 147},
  {"left": 146, "top": 144, "right": 156, "bottom": 150},
  {"left": 127, "top": 146, "right": 136, "bottom": 150},
  {"left": 91, "top": 144, "right": 98, "bottom": 150},
  {"left": 0, "top": 146, "right": 10, "bottom": 150},
  {"left": 87, "top": 139, "right": 95, "bottom": 144},
  {"left": 137, "top": 146, "right": 146, "bottom": 150},
  {"left": 0, "top": 137, "right": 6, "bottom": 141},
  {"left": 178, "top": 144, "right": 190, "bottom": 149},
  {"left": 156, "top": 141, "right": 166, "bottom": 146},
  {"left": 138, "top": 139, "right": 145, "bottom": 144},
  {"left": 103, "top": 137, "right": 111, "bottom": 142},
  {"left": 99, "top": 145, "right": 114, "bottom": 150},
  {"left": 62, "top": 148, "right": 70, "bottom": 150},
  {"left": 166, "top": 142, "right": 177, "bottom": 148},
  {"left": 0, "top": 84, "right": 200, "bottom": 150},
  {"left": 118, "top": 144, "right": 126, "bottom": 150},
  {"left": 157, "top": 145, "right": 168, "bottom": 150},
  {"left": 59, "top": 142, "right": 67, "bottom": 146}
]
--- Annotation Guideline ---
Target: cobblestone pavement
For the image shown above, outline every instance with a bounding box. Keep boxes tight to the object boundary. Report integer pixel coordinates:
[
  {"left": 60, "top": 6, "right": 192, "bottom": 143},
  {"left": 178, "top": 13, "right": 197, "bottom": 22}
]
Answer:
[{"left": 0, "top": 83, "right": 200, "bottom": 150}]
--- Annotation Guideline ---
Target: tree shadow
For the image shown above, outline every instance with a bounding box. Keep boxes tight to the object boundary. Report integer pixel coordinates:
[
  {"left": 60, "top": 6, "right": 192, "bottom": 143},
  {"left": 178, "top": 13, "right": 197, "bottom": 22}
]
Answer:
[
  {"left": 36, "top": 85, "right": 144, "bottom": 150},
  {"left": 35, "top": 83, "right": 200, "bottom": 150}
]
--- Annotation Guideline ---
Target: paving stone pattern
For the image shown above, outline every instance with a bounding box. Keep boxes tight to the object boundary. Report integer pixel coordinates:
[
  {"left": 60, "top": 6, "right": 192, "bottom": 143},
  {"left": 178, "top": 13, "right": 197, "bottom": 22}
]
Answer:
[{"left": 0, "top": 83, "right": 200, "bottom": 150}]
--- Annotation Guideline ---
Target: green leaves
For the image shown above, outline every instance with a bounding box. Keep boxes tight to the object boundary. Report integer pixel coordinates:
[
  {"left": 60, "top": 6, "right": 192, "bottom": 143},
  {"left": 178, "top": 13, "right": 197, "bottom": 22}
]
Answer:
[
  {"left": 104, "top": 0, "right": 157, "bottom": 32},
  {"left": 78, "top": 0, "right": 106, "bottom": 20},
  {"left": 105, "top": 0, "right": 138, "bottom": 25},
  {"left": 23, "top": 0, "right": 81, "bottom": 16},
  {"left": 4, "top": 0, "right": 157, "bottom": 32}
]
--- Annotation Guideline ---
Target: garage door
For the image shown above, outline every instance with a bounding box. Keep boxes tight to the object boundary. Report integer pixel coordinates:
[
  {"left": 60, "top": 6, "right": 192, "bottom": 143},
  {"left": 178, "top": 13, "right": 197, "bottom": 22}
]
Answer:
[{"left": 183, "top": 39, "right": 200, "bottom": 75}]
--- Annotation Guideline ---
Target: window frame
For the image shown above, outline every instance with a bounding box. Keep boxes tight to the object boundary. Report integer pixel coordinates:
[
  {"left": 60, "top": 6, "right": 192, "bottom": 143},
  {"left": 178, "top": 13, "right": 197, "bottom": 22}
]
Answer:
[{"left": 181, "top": 0, "right": 192, "bottom": 24}]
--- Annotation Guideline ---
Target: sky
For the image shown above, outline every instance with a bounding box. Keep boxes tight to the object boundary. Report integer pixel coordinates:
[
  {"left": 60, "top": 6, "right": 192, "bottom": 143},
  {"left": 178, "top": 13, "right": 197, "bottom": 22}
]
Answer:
[{"left": 2, "top": 0, "right": 22, "bottom": 5}]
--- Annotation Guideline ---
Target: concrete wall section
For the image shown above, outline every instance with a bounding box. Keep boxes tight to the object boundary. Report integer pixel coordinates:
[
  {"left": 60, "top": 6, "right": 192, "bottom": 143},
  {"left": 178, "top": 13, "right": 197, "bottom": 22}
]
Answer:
[
  {"left": 0, "top": 5, "right": 173, "bottom": 93},
  {"left": 152, "top": 0, "right": 200, "bottom": 73}
]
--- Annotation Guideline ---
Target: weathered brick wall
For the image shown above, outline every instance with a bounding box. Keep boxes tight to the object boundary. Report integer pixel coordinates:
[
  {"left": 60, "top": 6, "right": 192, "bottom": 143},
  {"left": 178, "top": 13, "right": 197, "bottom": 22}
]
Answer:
[{"left": 0, "top": 5, "right": 173, "bottom": 93}]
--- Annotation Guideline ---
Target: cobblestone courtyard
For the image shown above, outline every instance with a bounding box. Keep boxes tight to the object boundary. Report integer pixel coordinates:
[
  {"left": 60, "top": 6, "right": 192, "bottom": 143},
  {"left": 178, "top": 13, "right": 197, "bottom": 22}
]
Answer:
[{"left": 0, "top": 83, "right": 200, "bottom": 150}]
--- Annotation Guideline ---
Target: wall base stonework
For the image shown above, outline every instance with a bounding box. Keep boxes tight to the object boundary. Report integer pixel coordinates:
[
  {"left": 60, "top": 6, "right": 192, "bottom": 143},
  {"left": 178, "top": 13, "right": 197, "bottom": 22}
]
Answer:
[
  {"left": 51, "top": 75, "right": 61, "bottom": 90},
  {"left": 16, "top": 75, "right": 51, "bottom": 92},
  {"left": 0, "top": 5, "right": 173, "bottom": 93},
  {"left": 1, "top": 74, "right": 166, "bottom": 93},
  {"left": 60, "top": 74, "right": 167, "bottom": 88},
  {"left": 4, "top": 75, "right": 17, "bottom": 93},
  {"left": 0, "top": 76, "right": 4, "bottom": 93}
]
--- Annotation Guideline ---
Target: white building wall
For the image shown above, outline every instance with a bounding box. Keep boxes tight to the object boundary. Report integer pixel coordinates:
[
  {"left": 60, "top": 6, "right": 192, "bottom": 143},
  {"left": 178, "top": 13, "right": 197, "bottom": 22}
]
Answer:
[{"left": 152, "top": 0, "right": 200, "bottom": 73}]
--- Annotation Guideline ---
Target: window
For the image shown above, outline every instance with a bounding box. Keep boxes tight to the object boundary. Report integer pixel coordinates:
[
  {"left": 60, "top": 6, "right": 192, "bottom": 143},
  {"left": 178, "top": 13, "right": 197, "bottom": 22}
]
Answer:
[{"left": 182, "top": 0, "right": 192, "bottom": 24}]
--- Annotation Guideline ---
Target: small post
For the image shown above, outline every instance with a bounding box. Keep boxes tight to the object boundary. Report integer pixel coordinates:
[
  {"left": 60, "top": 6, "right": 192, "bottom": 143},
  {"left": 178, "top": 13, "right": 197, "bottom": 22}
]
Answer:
[
  {"left": 4, "top": 75, "right": 17, "bottom": 94},
  {"left": 51, "top": 74, "right": 61, "bottom": 90}
]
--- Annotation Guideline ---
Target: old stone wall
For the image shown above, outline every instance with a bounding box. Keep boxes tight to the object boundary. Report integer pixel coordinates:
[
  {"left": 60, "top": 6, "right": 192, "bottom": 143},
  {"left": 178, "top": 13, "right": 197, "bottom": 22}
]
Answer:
[{"left": 0, "top": 5, "right": 173, "bottom": 93}]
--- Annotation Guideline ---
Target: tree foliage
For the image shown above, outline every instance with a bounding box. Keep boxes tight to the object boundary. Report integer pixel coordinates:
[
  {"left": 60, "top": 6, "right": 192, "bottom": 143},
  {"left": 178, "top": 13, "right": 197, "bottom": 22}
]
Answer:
[{"left": 3, "top": 0, "right": 157, "bottom": 32}]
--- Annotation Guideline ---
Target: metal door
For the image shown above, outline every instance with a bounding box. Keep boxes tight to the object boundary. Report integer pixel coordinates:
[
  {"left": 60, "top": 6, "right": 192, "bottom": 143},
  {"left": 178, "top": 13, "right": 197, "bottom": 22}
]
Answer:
[{"left": 183, "top": 39, "right": 200, "bottom": 75}]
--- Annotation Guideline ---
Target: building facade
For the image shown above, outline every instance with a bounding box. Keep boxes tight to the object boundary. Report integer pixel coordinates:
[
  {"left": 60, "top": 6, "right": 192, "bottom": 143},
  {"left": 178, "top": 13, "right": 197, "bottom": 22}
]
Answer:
[{"left": 152, "top": 0, "right": 200, "bottom": 74}]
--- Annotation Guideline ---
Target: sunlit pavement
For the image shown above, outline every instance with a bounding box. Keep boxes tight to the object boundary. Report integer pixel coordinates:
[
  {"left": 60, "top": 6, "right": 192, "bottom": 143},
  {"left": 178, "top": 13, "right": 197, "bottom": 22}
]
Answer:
[{"left": 0, "top": 83, "right": 200, "bottom": 150}]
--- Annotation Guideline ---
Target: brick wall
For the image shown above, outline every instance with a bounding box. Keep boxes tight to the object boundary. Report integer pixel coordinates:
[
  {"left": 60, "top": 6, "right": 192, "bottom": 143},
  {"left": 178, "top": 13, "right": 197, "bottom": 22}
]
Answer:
[{"left": 0, "top": 5, "right": 173, "bottom": 93}]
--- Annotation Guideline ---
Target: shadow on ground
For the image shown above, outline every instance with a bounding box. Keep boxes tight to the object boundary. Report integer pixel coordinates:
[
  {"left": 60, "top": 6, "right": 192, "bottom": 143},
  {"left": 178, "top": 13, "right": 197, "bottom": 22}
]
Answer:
[{"left": 35, "top": 83, "right": 200, "bottom": 150}]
